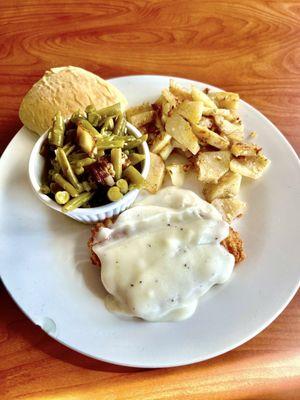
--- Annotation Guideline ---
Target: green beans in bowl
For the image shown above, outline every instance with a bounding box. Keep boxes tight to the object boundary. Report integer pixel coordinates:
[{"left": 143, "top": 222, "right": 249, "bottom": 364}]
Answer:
[{"left": 28, "top": 103, "right": 150, "bottom": 223}]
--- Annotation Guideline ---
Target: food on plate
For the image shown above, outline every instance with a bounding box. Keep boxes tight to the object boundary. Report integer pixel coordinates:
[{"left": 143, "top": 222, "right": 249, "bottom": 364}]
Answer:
[
  {"left": 19, "top": 66, "right": 127, "bottom": 135},
  {"left": 166, "top": 164, "right": 186, "bottom": 186},
  {"left": 39, "top": 104, "right": 147, "bottom": 211},
  {"left": 203, "top": 171, "right": 242, "bottom": 202},
  {"left": 221, "top": 227, "right": 246, "bottom": 264},
  {"left": 211, "top": 198, "right": 247, "bottom": 224},
  {"left": 165, "top": 113, "right": 200, "bottom": 154},
  {"left": 145, "top": 152, "right": 166, "bottom": 193},
  {"left": 127, "top": 80, "right": 270, "bottom": 223},
  {"left": 89, "top": 187, "right": 240, "bottom": 322},
  {"left": 230, "top": 153, "right": 271, "bottom": 179},
  {"left": 196, "top": 150, "right": 231, "bottom": 183}
]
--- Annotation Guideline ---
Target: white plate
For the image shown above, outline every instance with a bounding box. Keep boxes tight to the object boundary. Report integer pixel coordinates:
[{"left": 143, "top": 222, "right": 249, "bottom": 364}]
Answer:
[{"left": 0, "top": 75, "right": 299, "bottom": 368}]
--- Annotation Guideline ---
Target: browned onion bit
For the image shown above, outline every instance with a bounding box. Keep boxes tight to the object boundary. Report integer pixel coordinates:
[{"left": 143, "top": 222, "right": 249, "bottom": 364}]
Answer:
[{"left": 88, "top": 157, "right": 115, "bottom": 186}]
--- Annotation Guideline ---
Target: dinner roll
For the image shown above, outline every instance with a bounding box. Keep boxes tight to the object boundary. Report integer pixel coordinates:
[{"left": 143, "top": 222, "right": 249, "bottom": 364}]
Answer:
[{"left": 19, "top": 66, "right": 128, "bottom": 135}]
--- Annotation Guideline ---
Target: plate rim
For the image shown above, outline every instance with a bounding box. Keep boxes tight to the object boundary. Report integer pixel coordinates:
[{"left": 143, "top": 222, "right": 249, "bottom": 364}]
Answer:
[{"left": 0, "top": 74, "right": 299, "bottom": 368}]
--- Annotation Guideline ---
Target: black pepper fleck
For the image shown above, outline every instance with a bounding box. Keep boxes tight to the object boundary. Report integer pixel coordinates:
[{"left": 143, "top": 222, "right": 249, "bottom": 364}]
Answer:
[
  {"left": 147, "top": 244, "right": 152, "bottom": 247},
  {"left": 167, "top": 223, "right": 171, "bottom": 226},
  {"left": 139, "top": 280, "right": 142, "bottom": 284},
  {"left": 180, "top": 228, "right": 184, "bottom": 231},
  {"left": 130, "top": 284, "right": 134, "bottom": 287}
]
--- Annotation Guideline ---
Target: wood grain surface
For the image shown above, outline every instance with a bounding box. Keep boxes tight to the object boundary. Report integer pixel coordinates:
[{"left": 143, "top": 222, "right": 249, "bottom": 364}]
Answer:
[{"left": 0, "top": 0, "right": 299, "bottom": 399}]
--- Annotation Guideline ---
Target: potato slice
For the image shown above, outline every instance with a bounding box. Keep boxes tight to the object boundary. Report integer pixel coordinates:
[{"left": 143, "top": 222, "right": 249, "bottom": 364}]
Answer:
[
  {"left": 196, "top": 150, "right": 231, "bottom": 183},
  {"left": 191, "top": 124, "right": 229, "bottom": 150},
  {"left": 126, "top": 103, "right": 152, "bottom": 119},
  {"left": 176, "top": 100, "right": 203, "bottom": 124},
  {"left": 169, "top": 79, "right": 192, "bottom": 101},
  {"left": 154, "top": 114, "right": 165, "bottom": 133},
  {"left": 231, "top": 142, "right": 261, "bottom": 157},
  {"left": 202, "top": 107, "right": 231, "bottom": 117},
  {"left": 162, "top": 88, "right": 177, "bottom": 108},
  {"left": 128, "top": 110, "right": 155, "bottom": 128},
  {"left": 198, "top": 116, "right": 213, "bottom": 129},
  {"left": 191, "top": 86, "right": 216, "bottom": 108},
  {"left": 159, "top": 142, "right": 174, "bottom": 161},
  {"left": 161, "top": 99, "right": 172, "bottom": 116},
  {"left": 171, "top": 138, "right": 187, "bottom": 151},
  {"left": 209, "top": 91, "right": 239, "bottom": 110},
  {"left": 166, "top": 164, "right": 186, "bottom": 187},
  {"left": 150, "top": 131, "right": 172, "bottom": 154},
  {"left": 214, "top": 115, "right": 244, "bottom": 141},
  {"left": 203, "top": 171, "right": 242, "bottom": 202},
  {"left": 212, "top": 197, "right": 247, "bottom": 223},
  {"left": 230, "top": 153, "right": 271, "bottom": 179},
  {"left": 224, "top": 110, "right": 239, "bottom": 123},
  {"left": 165, "top": 113, "right": 200, "bottom": 155},
  {"left": 145, "top": 152, "right": 166, "bottom": 193}
]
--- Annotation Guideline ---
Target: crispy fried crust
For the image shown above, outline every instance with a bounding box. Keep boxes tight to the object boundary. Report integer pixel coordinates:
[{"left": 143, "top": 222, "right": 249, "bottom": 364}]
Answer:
[
  {"left": 221, "top": 227, "right": 246, "bottom": 264},
  {"left": 89, "top": 221, "right": 245, "bottom": 267},
  {"left": 88, "top": 219, "right": 114, "bottom": 267}
]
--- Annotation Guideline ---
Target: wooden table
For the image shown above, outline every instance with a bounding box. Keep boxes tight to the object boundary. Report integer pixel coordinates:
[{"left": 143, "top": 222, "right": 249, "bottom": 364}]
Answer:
[{"left": 1, "top": 1, "right": 299, "bottom": 398}]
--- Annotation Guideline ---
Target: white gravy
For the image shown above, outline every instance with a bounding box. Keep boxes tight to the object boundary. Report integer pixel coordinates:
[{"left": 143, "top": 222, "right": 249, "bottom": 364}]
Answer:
[{"left": 92, "top": 187, "right": 235, "bottom": 321}]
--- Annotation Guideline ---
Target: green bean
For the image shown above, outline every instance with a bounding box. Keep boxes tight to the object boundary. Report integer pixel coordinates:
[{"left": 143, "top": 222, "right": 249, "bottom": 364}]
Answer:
[
  {"left": 70, "top": 110, "right": 86, "bottom": 124},
  {"left": 40, "top": 184, "right": 50, "bottom": 194},
  {"left": 77, "top": 125, "right": 95, "bottom": 154},
  {"left": 123, "top": 165, "right": 145, "bottom": 187},
  {"left": 55, "top": 148, "right": 80, "bottom": 190},
  {"left": 86, "top": 104, "right": 98, "bottom": 125},
  {"left": 63, "top": 143, "right": 76, "bottom": 157},
  {"left": 96, "top": 103, "right": 121, "bottom": 120},
  {"left": 128, "top": 153, "right": 145, "bottom": 165},
  {"left": 100, "top": 116, "right": 114, "bottom": 133},
  {"left": 88, "top": 112, "right": 100, "bottom": 126},
  {"left": 74, "top": 166, "right": 85, "bottom": 175},
  {"left": 63, "top": 142, "right": 72, "bottom": 152},
  {"left": 123, "top": 134, "right": 148, "bottom": 150},
  {"left": 77, "top": 119, "right": 101, "bottom": 138},
  {"left": 53, "top": 173, "right": 79, "bottom": 198},
  {"left": 85, "top": 104, "right": 96, "bottom": 113},
  {"left": 122, "top": 120, "right": 127, "bottom": 135},
  {"left": 77, "top": 183, "right": 84, "bottom": 193},
  {"left": 68, "top": 151, "right": 87, "bottom": 161},
  {"left": 111, "top": 148, "right": 122, "bottom": 180},
  {"left": 62, "top": 191, "right": 94, "bottom": 212},
  {"left": 113, "top": 114, "right": 126, "bottom": 135},
  {"left": 48, "top": 111, "right": 65, "bottom": 147},
  {"left": 55, "top": 191, "right": 70, "bottom": 205},
  {"left": 116, "top": 179, "right": 128, "bottom": 194},
  {"left": 128, "top": 183, "right": 140, "bottom": 191},
  {"left": 74, "top": 157, "right": 96, "bottom": 168},
  {"left": 97, "top": 137, "right": 125, "bottom": 149},
  {"left": 107, "top": 186, "right": 123, "bottom": 202}
]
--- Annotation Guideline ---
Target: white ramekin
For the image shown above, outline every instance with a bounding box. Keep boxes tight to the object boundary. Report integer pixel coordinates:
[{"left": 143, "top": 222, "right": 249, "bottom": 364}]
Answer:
[{"left": 28, "top": 122, "right": 150, "bottom": 223}]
